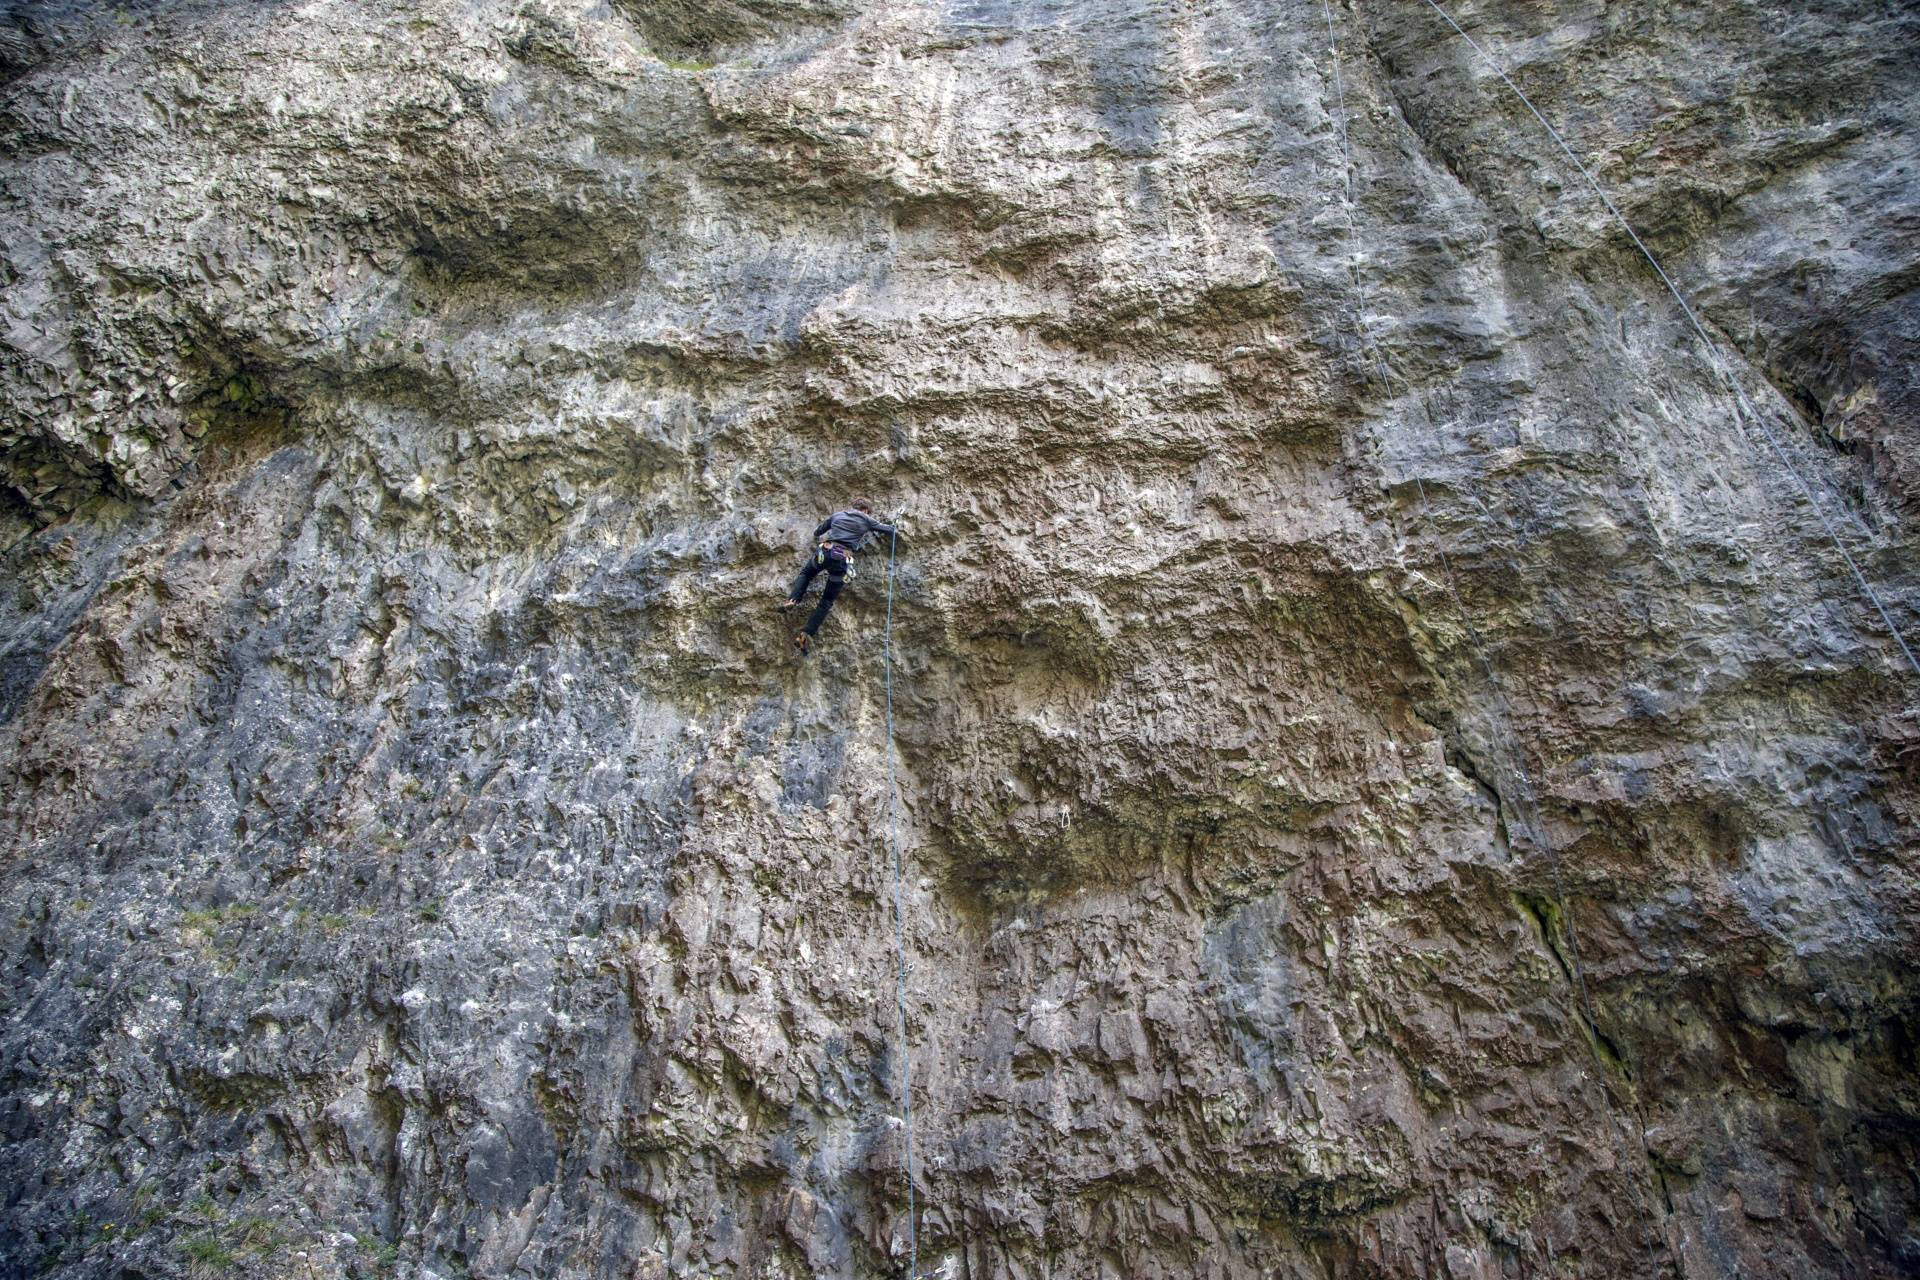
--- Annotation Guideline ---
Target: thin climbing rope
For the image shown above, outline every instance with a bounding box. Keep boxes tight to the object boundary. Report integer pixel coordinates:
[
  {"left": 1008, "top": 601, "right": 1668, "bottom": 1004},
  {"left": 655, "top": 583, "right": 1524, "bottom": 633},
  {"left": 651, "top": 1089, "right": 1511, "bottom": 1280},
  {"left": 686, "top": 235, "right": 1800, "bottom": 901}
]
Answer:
[
  {"left": 882, "top": 527, "right": 918, "bottom": 1279},
  {"left": 1418, "top": 0, "right": 1920, "bottom": 677},
  {"left": 1317, "top": 4, "right": 1669, "bottom": 1275}
]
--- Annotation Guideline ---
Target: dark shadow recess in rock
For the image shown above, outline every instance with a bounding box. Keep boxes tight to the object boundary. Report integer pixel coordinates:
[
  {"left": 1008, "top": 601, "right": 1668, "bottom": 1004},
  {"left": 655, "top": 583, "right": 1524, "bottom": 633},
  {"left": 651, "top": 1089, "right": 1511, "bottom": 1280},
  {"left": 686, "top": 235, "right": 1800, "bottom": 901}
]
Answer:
[{"left": 610, "top": 0, "right": 856, "bottom": 64}]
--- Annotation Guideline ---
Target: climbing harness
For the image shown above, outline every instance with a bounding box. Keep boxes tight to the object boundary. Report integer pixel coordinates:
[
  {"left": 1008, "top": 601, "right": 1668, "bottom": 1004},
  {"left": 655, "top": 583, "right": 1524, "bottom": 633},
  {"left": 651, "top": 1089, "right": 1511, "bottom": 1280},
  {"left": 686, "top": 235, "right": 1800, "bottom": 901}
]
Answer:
[
  {"left": 1316, "top": 3, "right": 1672, "bottom": 1274},
  {"left": 1416, "top": 0, "right": 1919, "bottom": 677},
  {"left": 820, "top": 543, "right": 857, "bottom": 581},
  {"left": 882, "top": 528, "right": 919, "bottom": 1277}
]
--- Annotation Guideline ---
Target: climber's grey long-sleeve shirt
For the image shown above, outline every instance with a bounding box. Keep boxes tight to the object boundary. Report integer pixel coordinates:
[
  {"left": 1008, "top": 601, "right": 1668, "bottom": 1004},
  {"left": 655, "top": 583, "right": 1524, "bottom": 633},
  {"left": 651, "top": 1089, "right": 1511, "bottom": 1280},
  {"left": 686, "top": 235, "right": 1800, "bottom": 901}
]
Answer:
[{"left": 814, "top": 510, "right": 896, "bottom": 551}]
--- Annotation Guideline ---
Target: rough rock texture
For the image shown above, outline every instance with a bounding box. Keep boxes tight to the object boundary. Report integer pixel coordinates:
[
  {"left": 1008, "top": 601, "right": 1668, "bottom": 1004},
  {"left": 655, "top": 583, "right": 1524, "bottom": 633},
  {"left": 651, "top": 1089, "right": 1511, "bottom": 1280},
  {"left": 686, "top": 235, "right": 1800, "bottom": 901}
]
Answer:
[{"left": 3, "top": 0, "right": 1919, "bottom": 1276}]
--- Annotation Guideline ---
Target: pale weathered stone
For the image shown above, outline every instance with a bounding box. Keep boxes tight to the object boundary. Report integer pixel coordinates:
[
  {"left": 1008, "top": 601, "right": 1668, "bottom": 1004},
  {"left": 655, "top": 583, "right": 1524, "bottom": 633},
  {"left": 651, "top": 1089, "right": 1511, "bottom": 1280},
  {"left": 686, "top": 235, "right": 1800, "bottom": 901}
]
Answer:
[{"left": 2, "top": 0, "right": 1918, "bottom": 1277}]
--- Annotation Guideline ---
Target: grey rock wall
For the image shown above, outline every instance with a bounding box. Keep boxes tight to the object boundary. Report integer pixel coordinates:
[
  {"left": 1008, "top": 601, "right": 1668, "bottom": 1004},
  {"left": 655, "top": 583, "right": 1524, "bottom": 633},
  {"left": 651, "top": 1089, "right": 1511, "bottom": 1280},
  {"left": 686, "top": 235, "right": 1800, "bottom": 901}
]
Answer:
[{"left": 1, "top": 0, "right": 1917, "bottom": 1277}]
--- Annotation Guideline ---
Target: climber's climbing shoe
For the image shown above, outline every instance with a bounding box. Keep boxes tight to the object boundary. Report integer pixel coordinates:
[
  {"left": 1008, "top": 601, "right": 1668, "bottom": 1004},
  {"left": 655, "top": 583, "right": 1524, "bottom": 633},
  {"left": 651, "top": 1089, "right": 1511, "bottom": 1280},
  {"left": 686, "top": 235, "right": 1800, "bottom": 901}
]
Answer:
[
  {"left": 793, "top": 633, "right": 811, "bottom": 657},
  {"left": 776, "top": 599, "right": 797, "bottom": 615}
]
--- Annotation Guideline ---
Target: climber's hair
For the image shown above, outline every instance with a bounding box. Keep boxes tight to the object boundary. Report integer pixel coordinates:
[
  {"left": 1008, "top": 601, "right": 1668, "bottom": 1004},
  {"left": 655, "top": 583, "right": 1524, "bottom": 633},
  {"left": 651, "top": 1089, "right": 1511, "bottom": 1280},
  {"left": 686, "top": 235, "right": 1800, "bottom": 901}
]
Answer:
[{"left": 852, "top": 497, "right": 873, "bottom": 512}]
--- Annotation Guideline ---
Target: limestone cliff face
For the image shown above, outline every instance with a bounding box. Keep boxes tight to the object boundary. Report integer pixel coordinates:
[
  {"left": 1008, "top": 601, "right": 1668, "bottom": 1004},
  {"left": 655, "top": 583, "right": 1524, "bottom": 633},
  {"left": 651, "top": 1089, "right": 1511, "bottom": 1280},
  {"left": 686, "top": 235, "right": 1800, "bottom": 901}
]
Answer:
[{"left": 2, "top": 0, "right": 1918, "bottom": 1276}]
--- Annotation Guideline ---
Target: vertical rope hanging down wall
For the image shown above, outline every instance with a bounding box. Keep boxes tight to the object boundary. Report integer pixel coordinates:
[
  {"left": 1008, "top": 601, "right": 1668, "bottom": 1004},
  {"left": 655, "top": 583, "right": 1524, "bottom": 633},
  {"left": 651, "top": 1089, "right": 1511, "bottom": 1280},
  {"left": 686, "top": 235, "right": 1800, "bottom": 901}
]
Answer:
[
  {"left": 1416, "top": 0, "right": 1920, "bottom": 677},
  {"left": 1315, "top": 2, "right": 1669, "bottom": 1273},
  {"left": 882, "top": 529, "right": 919, "bottom": 1278}
]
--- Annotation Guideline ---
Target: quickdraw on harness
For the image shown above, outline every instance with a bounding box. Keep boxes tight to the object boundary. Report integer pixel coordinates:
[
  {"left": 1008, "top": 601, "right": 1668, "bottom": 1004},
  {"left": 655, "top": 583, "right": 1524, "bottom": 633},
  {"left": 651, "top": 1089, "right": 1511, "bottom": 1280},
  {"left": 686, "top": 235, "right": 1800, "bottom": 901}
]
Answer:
[{"left": 818, "top": 542, "right": 856, "bottom": 580}]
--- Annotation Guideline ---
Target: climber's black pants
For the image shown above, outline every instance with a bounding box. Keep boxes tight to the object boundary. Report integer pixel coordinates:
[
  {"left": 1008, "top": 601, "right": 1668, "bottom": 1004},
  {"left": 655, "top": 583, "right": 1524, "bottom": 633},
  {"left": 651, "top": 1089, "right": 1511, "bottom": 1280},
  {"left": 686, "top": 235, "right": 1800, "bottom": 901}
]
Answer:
[{"left": 789, "top": 548, "right": 849, "bottom": 636}]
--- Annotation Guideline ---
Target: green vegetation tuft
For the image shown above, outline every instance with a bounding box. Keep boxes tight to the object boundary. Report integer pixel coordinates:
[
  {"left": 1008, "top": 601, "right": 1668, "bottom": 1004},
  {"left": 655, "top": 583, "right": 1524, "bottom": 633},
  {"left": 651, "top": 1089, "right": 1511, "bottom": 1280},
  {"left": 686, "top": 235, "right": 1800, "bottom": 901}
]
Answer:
[
  {"left": 181, "top": 904, "right": 255, "bottom": 932},
  {"left": 180, "top": 1233, "right": 233, "bottom": 1270},
  {"left": 359, "top": 1237, "right": 401, "bottom": 1271},
  {"left": 233, "top": 1215, "right": 279, "bottom": 1254}
]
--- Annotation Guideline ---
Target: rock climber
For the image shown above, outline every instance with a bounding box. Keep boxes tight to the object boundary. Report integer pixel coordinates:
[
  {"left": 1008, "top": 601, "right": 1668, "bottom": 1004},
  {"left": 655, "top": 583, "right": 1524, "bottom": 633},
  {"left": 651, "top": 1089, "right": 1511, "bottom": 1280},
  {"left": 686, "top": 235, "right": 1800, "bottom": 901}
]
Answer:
[{"left": 779, "top": 497, "right": 897, "bottom": 656}]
